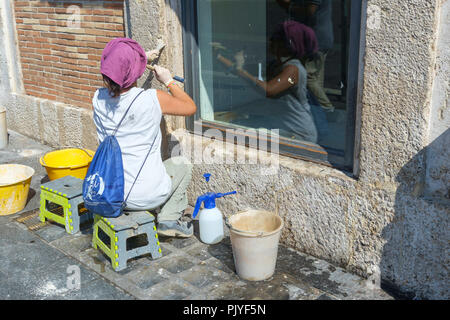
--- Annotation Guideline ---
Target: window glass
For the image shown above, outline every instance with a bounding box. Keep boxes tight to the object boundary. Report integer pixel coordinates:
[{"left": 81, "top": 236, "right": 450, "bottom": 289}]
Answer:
[{"left": 196, "top": 0, "right": 355, "bottom": 157}]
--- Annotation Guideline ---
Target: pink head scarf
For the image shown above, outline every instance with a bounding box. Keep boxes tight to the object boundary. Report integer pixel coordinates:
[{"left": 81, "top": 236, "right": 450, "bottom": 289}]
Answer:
[
  {"left": 100, "top": 38, "right": 147, "bottom": 89},
  {"left": 282, "top": 21, "right": 318, "bottom": 59}
]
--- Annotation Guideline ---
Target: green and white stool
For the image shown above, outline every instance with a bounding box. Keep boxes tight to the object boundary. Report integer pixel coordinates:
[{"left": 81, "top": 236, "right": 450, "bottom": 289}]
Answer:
[
  {"left": 39, "top": 175, "right": 93, "bottom": 234},
  {"left": 92, "top": 211, "right": 162, "bottom": 271}
]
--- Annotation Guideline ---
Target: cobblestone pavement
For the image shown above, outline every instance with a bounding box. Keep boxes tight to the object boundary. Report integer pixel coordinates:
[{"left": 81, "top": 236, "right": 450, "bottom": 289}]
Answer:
[{"left": 0, "top": 131, "right": 394, "bottom": 300}]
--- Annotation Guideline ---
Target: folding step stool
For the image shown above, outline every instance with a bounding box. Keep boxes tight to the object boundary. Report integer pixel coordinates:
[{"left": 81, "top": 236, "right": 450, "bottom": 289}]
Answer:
[
  {"left": 92, "top": 211, "right": 162, "bottom": 271},
  {"left": 39, "top": 175, "right": 93, "bottom": 234}
]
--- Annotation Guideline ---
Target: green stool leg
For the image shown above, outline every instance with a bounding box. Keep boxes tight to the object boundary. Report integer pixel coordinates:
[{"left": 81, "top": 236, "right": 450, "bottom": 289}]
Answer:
[
  {"left": 143, "top": 223, "right": 162, "bottom": 259},
  {"left": 92, "top": 215, "right": 99, "bottom": 250},
  {"left": 114, "top": 231, "right": 128, "bottom": 271},
  {"left": 67, "top": 198, "right": 92, "bottom": 234},
  {"left": 39, "top": 187, "right": 91, "bottom": 235},
  {"left": 91, "top": 213, "right": 163, "bottom": 272},
  {"left": 92, "top": 215, "right": 120, "bottom": 270}
]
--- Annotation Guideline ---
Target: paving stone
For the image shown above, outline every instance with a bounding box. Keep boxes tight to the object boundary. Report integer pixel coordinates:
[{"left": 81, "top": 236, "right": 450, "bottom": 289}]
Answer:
[
  {"left": 159, "top": 242, "right": 173, "bottom": 257},
  {"left": 35, "top": 222, "right": 67, "bottom": 243},
  {"left": 161, "top": 236, "right": 198, "bottom": 249},
  {"left": 206, "top": 238, "right": 234, "bottom": 260},
  {"left": 77, "top": 250, "right": 145, "bottom": 296},
  {"left": 282, "top": 283, "right": 322, "bottom": 300},
  {"left": 110, "top": 277, "right": 150, "bottom": 300},
  {"left": 132, "top": 267, "right": 170, "bottom": 290},
  {"left": 327, "top": 268, "right": 393, "bottom": 300},
  {"left": 277, "top": 246, "right": 315, "bottom": 272},
  {"left": 35, "top": 255, "right": 99, "bottom": 283},
  {"left": 205, "top": 257, "right": 237, "bottom": 274},
  {"left": 0, "top": 237, "right": 66, "bottom": 277},
  {"left": 0, "top": 215, "right": 12, "bottom": 226},
  {"left": 276, "top": 245, "right": 344, "bottom": 297},
  {"left": 77, "top": 248, "right": 113, "bottom": 274},
  {"left": 61, "top": 279, "right": 135, "bottom": 300},
  {"left": 0, "top": 269, "right": 51, "bottom": 300},
  {"left": 157, "top": 255, "right": 196, "bottom": 274},
  {"left": 208, "top": 281, "right": 273, "bottom": 300},
  {"left": 79, "top": 249, "right": 158, "bottom": 296},
  {"left": 33, "top": 258, "right": 103, "bottom": 299},
  {"left": 179, "top": 265, "right": 230, "bottom": 289},
  {"left": 184, "top": 293, "right": 209, "bottom": 300},
  {"left": 0, "top": 222, "right": 39, "bottom": 244},
  {"left": 0, "top": 270, "right": 33, "bottom": 300},
  {"left": 206, "top": 241, "right": 236, "bottom": 274},
  {"left": 213, "top": 277, "right": 292, "bottom": 300},
  {"left": 265, "top": 272, "right": 323, "bottom": 300},
  {"left": 316, "top": 294, "right": 335, "bottom": 300},
  {"left": 50, "top": 232, "right": 93, "bottom": 255},
  {"left": 146, "top": 281, "right": 193, "bottom": 300},
  {"left": 135, "top": 273, "right": 168, "bottom": 290},
  {"left": 114, "top": 254, "right": 155, "bottom": 276},
  {"left": 186, "top": 245, "right": 212, "bottom": 261},
  {"left": 0, "top": 252, "right": 103, "bottom": 300},
  {"left": 49, "top": 248, "right": 134, "bottom": 300}
]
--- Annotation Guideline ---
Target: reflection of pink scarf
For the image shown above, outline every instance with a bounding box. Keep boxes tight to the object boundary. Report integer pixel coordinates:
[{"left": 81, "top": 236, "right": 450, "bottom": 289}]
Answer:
[
  {"left": 100, "top": 38, "right": 147, "bottom": 88},
  {"left": 283, "top": 21, "right": 318, "bottom": 59}
]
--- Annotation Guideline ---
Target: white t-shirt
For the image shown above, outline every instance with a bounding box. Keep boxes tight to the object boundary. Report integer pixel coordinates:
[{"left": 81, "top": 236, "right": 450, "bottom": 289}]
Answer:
[{"left": 92, "top": 87, "right": 172, "bottom": 210}]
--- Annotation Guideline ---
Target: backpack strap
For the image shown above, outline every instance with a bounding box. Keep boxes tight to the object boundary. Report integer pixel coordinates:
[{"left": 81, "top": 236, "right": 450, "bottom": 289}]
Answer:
[
  {"left": 112, "top": 90, "right": 144, "bottom": 136},
  {"left": 122, "top": 91, "right": 160, "bottom": 208},
  {"left": 122, "top": 131, "right": 158, "bottom": 208}
]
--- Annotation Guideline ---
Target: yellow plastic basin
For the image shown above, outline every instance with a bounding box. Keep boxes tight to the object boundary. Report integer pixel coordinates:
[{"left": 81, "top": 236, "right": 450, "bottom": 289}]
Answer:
[
  {"left": 0, "top": 164, "right": 35, "bottom": 216},
  {"left": 40, "top": 148, "right": 95, "bottom": 181}
]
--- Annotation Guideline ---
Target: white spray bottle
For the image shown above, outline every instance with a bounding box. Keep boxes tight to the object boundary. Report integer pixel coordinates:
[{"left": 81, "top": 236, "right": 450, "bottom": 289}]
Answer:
[{"left": 192, "top": 173, "right": 236, "bottom": 244}]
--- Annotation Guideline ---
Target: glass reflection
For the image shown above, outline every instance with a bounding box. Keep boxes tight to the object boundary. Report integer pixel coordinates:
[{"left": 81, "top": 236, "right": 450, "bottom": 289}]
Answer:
[{"left": 197, "top": 0, "right": 351, "bottom": 151}]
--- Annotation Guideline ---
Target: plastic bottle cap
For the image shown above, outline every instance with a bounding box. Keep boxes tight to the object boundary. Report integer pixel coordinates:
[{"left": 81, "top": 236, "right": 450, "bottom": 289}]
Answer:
[{"left": 192, "top": 190, "right": 237, "bottom": 219}]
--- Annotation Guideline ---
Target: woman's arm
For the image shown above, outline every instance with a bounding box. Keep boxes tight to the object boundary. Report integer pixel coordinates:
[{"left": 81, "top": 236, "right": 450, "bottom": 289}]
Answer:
[
  {"left": 217, "top": 54, "right": 299, "bottom": 97},
  {"left": 156, "top": 85, "right": 197, "bottom": 116},
  {"left": 151, "top": 65, "right": 197, "bottom": 116}
]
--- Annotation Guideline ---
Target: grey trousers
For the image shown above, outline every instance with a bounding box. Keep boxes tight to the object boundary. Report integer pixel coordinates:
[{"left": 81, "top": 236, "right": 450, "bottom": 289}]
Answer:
[
  {"left": 305, "top": 51, "right": 334, "bottom": 111},
  {"left": 157, "top": 156, "right": 193, "bottom": 222}
]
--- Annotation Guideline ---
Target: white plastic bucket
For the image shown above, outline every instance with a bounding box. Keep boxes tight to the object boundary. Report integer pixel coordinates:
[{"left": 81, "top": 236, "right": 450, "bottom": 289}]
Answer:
[
  {"left": 0, "top": 106, "right": 7, "bottom": 149},
  {"left": 226, "top": 209, "right": 284, "bottom": 281}
]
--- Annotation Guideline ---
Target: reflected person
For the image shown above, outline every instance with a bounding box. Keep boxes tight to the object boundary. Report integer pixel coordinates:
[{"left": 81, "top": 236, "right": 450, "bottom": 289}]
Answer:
[
  {"left": 277, "top": 0, "right": 334, "bottom": 112},
  {"left": 215, "top": 21, "right": 318, "bottom": 143}
]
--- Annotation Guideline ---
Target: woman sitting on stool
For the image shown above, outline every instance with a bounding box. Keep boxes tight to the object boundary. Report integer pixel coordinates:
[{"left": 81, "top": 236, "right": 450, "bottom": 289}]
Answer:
[{"left": 93, "top": 38, "right": 197, "bottom": 237}]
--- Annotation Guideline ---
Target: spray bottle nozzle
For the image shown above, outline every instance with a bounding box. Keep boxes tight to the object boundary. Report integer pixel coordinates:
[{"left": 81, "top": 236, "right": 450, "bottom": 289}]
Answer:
[
  {"left": 215, "top": 191, "right": 237, "bottom": 197},
  {"left": 192, "top": 191, "right": 237, "bottom": 219}
]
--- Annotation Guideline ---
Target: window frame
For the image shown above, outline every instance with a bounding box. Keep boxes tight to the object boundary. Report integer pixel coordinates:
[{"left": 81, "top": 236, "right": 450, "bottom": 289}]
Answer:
[{"left": 181, "top": 0, "right": 364, "bottom": 173}]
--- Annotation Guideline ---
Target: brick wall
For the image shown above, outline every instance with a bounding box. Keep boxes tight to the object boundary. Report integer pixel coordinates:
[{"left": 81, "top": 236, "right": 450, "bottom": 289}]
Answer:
[{"left": 13, "top": 0, "right": 125, "bottom": 109}]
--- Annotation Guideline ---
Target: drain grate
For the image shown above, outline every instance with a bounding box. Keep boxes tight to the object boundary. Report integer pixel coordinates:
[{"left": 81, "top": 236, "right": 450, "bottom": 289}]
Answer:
[{"left": 14, "top": 209, "right": 49, "bottom": 231}]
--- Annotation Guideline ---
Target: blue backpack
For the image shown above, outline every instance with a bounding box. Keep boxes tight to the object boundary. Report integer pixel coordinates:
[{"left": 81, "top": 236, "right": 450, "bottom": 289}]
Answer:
[{"left": 83, "top": 90, "right": 157, "bottom": 218}]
